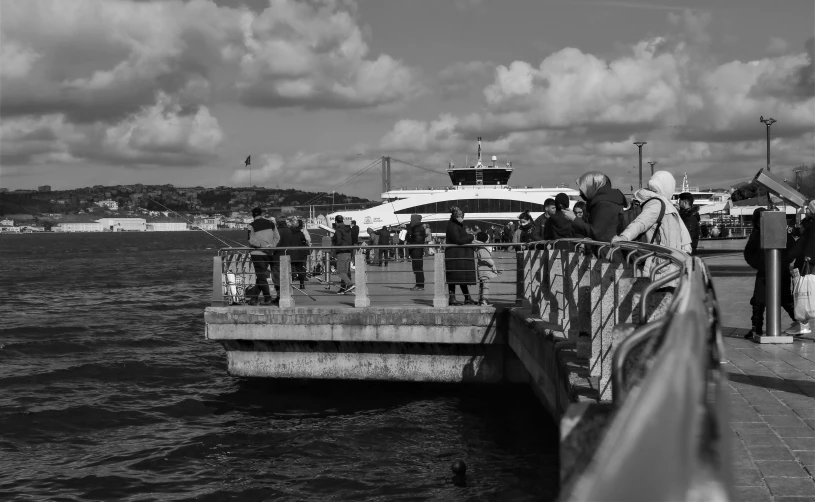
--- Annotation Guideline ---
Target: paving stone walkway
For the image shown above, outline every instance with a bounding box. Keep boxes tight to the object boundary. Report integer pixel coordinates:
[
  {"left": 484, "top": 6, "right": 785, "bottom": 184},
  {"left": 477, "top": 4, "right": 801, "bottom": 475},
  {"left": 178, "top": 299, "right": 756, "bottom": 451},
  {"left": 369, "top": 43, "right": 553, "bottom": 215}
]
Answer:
[{"left": 713, "top": 274, "right": 815, "bottom": 501}]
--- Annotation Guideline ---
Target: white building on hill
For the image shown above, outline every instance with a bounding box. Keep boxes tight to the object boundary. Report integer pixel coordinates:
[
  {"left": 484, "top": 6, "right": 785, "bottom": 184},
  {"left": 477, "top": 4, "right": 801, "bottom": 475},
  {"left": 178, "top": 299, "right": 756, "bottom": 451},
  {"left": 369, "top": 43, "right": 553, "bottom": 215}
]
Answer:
[
  {"left": 147, "top": 222, "right": 188, "bottom": 231},
  {"left": 56, "top": 222, "right": 103, "bottom": 232},
  {"left": 97, "top": 218, "right": 146, "bottom": 231}
]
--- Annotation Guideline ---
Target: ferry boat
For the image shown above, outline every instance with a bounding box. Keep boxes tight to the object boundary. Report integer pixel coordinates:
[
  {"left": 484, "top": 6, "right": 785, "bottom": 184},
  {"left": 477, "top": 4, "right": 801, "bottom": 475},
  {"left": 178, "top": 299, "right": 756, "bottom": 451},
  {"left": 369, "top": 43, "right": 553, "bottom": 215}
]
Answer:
[
  {"left": 329, "top": 138, "right": 580, "bottom": 237},
  {"left": 670, "top": 172, "right": 731, "bottom": 207}
]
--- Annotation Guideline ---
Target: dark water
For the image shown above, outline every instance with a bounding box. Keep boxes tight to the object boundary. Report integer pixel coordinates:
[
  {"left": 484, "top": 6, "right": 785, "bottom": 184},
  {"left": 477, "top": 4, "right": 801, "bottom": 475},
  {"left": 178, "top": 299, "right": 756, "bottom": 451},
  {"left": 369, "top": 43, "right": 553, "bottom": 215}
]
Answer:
[{"left": 0, "top": 232, "right": 558, "bottom": 501}]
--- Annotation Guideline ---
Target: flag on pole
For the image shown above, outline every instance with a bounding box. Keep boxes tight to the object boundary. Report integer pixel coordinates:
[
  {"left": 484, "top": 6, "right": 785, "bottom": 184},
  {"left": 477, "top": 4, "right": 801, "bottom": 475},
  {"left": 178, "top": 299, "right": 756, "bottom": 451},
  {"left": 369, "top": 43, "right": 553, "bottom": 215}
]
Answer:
[{"left": 244, "top": 155, "right": 251, "bottom": 167}]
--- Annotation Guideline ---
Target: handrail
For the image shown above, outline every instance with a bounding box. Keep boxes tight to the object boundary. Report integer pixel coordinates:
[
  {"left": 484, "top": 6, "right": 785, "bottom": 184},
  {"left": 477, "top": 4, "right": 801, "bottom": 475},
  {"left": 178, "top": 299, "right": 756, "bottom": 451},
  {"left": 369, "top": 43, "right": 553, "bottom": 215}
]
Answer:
[{"left": 610, "top": 319, "right": 666, "bottom": 405}]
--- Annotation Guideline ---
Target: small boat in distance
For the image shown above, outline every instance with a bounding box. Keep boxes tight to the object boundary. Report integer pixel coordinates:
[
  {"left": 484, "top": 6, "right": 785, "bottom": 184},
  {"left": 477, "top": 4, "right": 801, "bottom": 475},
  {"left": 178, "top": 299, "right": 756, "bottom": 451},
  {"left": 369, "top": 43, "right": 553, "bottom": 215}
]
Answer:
[{"left": 329, "top": 138, "right": 580, "bottom": 237}]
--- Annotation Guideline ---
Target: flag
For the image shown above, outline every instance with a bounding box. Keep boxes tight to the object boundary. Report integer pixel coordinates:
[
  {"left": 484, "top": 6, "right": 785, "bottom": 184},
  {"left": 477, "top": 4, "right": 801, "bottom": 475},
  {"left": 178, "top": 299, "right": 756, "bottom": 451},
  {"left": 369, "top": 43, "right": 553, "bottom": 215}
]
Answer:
[{"left": 244, "top": 155, "right": 251, "bottom": 167}]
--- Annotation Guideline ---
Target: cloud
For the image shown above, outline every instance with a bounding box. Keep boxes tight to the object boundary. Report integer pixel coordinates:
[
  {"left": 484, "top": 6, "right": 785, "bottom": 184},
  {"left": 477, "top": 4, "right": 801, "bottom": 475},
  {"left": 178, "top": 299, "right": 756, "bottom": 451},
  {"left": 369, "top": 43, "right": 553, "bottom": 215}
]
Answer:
[
  {"left": 375, "top": 10, "right": 815, "bottom": 189},
  {"left": 436, "top": 61, "right": 493, "bottom": 99},
  {"left": 766, "top": 37, "right": 790, "bottom": 56},
  {"left": 230, "top": 151, "right": 383, "bottom": 190},
  {"left": 1, "top": 94, "right": 223, "bottom": 167}
]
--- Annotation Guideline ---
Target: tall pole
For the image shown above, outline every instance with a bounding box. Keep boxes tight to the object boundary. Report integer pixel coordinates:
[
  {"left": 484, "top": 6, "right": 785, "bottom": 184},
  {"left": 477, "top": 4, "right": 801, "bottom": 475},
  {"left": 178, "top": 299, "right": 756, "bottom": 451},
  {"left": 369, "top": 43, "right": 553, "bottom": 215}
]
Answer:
[
  {"left": 634, "top": 142, "right": 647, "bottom": 188},
  {"left": 760, "top": 116, "right": 776, "bottom": 172},
  {"left": 647, "top": 161, "right": 656, "bottom": 177}
]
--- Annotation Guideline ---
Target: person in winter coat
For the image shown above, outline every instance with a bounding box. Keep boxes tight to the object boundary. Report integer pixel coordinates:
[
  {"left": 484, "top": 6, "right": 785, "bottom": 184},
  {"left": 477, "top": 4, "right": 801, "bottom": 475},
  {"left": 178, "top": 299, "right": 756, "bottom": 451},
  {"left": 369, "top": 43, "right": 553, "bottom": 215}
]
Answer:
[
  {"left": 270, "top": 217, "right": 294, "bottom": 301},
  {"left": 475, "top": 231, "right": 499, "bottom": 306},
  {"left": 445, "top": 207, "right": 477, "bottom": 305},
  {"left": 503, "top": 222, "right": 515, "bottom": 243},
  {"left": 408, "top": 214, "right": 427, "bottom": 290},
  {"left": 744, "top": 208, "right": 800, "bottom": 338},
  {"left": 571, "top": 172, "right": 628, "bottom": 242},
  {"left": 367, "top": 227, "right": 378, "bottom": 264},
  {"left": 677, "top": 192, "right": 700, "bottom": 254},
  {"left": 789, "top": 201, "right": 815, "bottom": 274},
  {"left": 517, "top": 211, "right": 542, "bottom": 244},
  {"left": 351, "top": 220, "right": 360, "bottom": 246},
  {"left": 378, "top": 226, "right": 391, "bottom": 267},
  {"left": 533, "top": 198, "right": 557, "bottom": 239},
  {"left": 289, "top": 218, "right": 309, "bottom": 290},
  {"left": 247, "top": 207, "right": 279, "bottom": 305},
  {"left": 544, "top": 192, "right": 575, "bottom": 240},
  {"left": 331, "top": 215, "right": 355, "bottom": 294}
]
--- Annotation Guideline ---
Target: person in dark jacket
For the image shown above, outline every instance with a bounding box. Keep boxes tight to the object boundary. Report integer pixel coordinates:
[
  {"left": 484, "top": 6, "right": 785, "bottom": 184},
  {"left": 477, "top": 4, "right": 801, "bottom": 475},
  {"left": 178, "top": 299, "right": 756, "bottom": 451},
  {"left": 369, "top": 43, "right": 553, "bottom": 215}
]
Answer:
[
  {"left": 744, "top": 208, "right": 798, "bottom": 339},
  {"left": 533, "top": 198, "right": 556, "bottom": 239},
  {"left": 544, "top": 192, "right": 575, "bottom": 240},
  {"left": 289, "top": 218, "right": 309, "bottom": 289},
  {"left": 367, "top": 226, "right": 378, "bottom": 264},
  {"left": 377, "top": 226, "right": 391, "bottom": 267},
  {"left": 331, "top": 215, "right": 354, "bottom": 294},
  {"left": 518, "top": 211, "right": 542, "bottom": 244},
  {"left": 571, "top": 172, "right": 628, "bottom": 242},
  {"left": 351, "top": 220, "right": 360, "bottom": 245},
  {"left": 408, "top": 214, "right": 427, "bottom": 290},
  {"left": 789, "top": 202, "right": 815, "bottom": 274},
  {"left": 445, "top": 207, "right": 477, "bottom": 305},
  {"left": 270, "top": 217, "right": 293, "bottom": 301},
  {"left": 247, "top": 207, "right": 277, "bottom": 305},
  {"left": 678, "top": 192, "right": 700, "bottom": 254}
]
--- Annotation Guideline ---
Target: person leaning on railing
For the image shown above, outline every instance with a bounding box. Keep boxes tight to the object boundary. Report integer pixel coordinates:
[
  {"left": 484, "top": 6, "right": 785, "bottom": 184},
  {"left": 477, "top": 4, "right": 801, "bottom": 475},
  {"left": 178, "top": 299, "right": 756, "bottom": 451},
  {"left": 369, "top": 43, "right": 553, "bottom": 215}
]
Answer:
[
  {"left": 445, "top": 206, "right": 478, "bottom": 305},
  {"left": 571, "top": 172, "right": 628, "bottom": 242},
  {"left": 247, "top": 207, "right": 279, "bottom": 305}
]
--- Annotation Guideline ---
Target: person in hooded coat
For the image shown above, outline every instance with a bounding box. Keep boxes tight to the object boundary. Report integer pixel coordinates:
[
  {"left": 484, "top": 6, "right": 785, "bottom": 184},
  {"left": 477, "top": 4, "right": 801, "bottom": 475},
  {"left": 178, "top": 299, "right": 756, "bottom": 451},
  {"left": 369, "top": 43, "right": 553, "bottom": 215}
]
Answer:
[
  {"left": 378, "top": 226, "right": 391, "bottom": 267},
  {"left": 571, "top": 172, "right": 628, "bottom": 242},
  {"left": 445, "top": 207, "right": 477, "bottom": 305},
  {"left": 408, "top": 214, "right": 427, "bottom": 290},
  {"left": 517, "top": 211, "right": 542, "bottom": 244},
  {"left": 289, "top": 218, "right": 309, "bottom": 289}
]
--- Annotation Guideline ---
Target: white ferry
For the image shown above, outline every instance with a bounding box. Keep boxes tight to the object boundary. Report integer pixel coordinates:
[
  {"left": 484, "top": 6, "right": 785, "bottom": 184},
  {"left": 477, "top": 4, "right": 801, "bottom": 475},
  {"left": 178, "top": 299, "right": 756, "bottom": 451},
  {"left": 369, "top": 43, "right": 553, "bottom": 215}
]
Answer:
[
  {"left": 670, "top": 172, "right": 731, "bottom": 207},
  {"left": 329, "top": 138, "right": 580, "bottom": 237}
]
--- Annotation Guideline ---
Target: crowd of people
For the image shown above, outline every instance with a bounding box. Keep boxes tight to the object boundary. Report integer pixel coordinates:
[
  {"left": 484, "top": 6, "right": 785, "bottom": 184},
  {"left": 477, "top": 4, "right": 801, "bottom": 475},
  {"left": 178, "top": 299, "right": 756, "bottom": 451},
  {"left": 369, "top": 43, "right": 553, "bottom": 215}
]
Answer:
[{"left": 243, "top": 170, "right": 712, "bottom": 306}]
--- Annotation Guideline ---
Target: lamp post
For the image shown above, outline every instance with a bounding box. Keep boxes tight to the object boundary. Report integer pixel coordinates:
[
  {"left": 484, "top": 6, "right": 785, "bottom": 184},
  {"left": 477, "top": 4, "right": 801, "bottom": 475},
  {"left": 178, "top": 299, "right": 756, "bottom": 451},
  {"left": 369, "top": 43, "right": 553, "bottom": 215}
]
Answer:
[
  {"left": 633, "top": 142, "right": 647, "bottom": 188},
  {"left": 759, "top": 116, "right": 776, "bottom": 172},
  {"left": 647, "top": 161, "right": 657, "bottom": 177}
]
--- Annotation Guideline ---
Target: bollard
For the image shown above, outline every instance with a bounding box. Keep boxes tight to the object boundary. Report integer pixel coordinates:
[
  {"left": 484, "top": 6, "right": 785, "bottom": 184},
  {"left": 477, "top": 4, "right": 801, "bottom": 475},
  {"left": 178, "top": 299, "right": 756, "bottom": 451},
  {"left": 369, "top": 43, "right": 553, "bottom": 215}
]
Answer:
[
  {"left": 434, "top": 251, "right": 448, "bottom": 308},
  {"left": 278, "top": 255, "right": 295, "bottom": 308},
  {"left": 354, "top": 251, "right": 370, "bottom": 307},
  {"left": 758, "top": 211, "right": 792, "bottom": 343},
  {"left": 212, "top": 255, "right": 225, "bottom": 306}
]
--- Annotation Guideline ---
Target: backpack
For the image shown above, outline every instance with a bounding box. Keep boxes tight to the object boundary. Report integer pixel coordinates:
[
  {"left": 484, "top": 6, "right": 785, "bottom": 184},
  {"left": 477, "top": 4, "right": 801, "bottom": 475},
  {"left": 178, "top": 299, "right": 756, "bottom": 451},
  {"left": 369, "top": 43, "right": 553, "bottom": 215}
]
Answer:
[{"left": 618, "top": 198, "right": 666, "bottom": 244}]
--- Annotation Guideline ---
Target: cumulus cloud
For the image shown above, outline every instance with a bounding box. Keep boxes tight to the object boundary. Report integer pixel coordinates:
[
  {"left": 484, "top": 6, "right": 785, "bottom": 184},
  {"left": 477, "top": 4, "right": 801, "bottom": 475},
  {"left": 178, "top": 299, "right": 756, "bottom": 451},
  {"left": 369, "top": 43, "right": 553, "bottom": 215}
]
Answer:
[
  {"left": 230, "top": 151, "right": 383, "bottom": 189},
  {"left": 436, "top": 61, "right": 493, "bottom": 99},
  {"left": 377, "top": 11, "right": 814, "bottom": 188}
]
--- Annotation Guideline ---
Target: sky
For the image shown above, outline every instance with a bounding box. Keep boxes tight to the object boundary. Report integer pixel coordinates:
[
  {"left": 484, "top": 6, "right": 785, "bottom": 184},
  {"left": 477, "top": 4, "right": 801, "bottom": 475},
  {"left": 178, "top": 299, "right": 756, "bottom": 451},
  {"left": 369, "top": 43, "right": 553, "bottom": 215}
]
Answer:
[{"left": 1, "top": 0, "right": 813, "bottom": 199}]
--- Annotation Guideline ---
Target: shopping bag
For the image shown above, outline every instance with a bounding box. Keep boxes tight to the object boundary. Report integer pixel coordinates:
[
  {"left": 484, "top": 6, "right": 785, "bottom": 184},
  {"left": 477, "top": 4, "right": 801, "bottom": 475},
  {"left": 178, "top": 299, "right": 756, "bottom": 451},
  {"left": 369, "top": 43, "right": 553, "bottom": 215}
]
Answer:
[{"left": 793, "top": 262, "right": 815, "bottom": 321}]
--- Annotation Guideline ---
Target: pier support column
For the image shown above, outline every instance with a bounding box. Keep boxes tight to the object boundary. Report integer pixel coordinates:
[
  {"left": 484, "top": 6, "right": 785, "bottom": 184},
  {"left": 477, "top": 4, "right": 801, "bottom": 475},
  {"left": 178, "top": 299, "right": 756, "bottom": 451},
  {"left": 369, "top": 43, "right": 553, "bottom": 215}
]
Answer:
[
  {"left": 211, "top": 255, "right": 225, "bottom": 306},
  {"left": 433, "top": 251, "right": 448, "bottom": 308},
  {"left": 278, "top": 255, "right": 295, "bottom": 308},
  {"left": 355, "top": 251, "right": 370, "bottom": 307}
]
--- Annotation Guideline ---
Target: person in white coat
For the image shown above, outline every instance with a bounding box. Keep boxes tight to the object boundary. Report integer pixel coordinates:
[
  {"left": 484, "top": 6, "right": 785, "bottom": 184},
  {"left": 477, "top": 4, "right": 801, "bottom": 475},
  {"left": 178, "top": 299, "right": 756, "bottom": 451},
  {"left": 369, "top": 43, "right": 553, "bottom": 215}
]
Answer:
[{"left": 612, "top": 171, "right": 692, "bottom": 279}]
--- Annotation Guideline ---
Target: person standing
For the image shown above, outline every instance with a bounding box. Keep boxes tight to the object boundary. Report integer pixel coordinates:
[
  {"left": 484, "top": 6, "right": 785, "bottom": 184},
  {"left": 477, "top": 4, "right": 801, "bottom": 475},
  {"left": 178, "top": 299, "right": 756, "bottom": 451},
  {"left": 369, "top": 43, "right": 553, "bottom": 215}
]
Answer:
[
  {"left": 543, "top": 192, "right": 575, "bottom": 240},
  {"left": 408, "top": 214, "right": 427, "bottom": 291},
  {"left": 677, "top": 193, "right": 700, "bottom": 254},
  {"left": 331, "top": 215, "right": 355, "bottom": 294},
  {"left": 534, "top": 198, "right": 557, "bottom": 238},
  {"left": 270, "top": 216, "right": 293, "bottom": 301},
  {"left": 350, "top": 220, "right": 360, "bottom": 246},
  {"left": 475, "top": 231, "right": 499, "bottom": 306},
  {"left": 367, "top": 226, "right": 378, "bottom": 264},
  {"left": 445, "top": 207, "right": 477, "bottom": 305},
  {"left": 398, "top": 225, "right": 408, "bottom": 261},
  {"left": 571, "top": 172, "right": 628, "bottom": 242},
  {"left": 247, "top": 207, "right": 278, "bottom": 305},
  {"left": 378, "top": 226, "right": 390, "bottom": 267},
  {"left": 289, "top": 218, "right": 309, "bottom": 289}
]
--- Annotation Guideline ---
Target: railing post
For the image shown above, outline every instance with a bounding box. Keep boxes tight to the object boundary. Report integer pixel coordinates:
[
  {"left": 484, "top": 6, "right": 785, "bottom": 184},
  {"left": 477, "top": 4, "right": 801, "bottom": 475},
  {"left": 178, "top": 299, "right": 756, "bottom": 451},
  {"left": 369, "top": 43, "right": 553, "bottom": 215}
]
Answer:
[
  {"left": 212, "top": 255, "right": 224, "bottom": 306},
  {"left": 433, "top": 250, "right": 448, "bottom": 308},
  {"left": 515, "top": 250, "right": 524, "bottom": 307},
  {"left": 278, "top": 255, "right": 294, "bottom": 308},
  {"left": 355, "top": 251, "right": 370, "bottom": 307}
]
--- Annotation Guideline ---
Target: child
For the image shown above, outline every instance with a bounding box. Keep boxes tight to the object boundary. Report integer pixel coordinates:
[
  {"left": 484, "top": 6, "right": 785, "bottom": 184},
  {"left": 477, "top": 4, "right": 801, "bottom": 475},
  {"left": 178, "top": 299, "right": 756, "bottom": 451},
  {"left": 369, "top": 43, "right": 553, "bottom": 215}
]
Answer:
[{"left": 475, "top": 232, "right": 499, "bottom": 306}]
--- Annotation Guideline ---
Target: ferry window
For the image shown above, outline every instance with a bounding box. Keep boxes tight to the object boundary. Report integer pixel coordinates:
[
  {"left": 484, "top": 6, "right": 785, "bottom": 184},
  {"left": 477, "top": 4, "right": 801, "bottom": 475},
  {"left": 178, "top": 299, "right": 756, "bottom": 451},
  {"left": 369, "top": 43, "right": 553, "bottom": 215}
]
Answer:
[
  {"left": 459, "top": 199, "right": 472, "bottom": 213},
  {"left": 511, "top": 200, "right": 522, "bottom": 212},
  {"left": 486, "top": 199, "right": 500, "bottom": 212},
  {"left": 529, "top": 202, "right": 543, "bottom": 212},
  {"left": 499, "top": 199, "right": 510, "bottom": 212}
]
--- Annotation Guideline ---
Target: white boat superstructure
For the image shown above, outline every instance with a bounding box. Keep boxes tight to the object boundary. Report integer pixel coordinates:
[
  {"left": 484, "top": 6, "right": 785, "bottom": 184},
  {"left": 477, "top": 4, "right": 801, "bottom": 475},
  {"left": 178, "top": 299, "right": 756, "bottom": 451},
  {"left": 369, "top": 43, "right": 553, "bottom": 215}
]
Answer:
[
  {"left": 671, "top": 172, "right": 731, "bottom": 207},
  {"left": 329, "top": 138, "right": 580, "bottom": 237}
]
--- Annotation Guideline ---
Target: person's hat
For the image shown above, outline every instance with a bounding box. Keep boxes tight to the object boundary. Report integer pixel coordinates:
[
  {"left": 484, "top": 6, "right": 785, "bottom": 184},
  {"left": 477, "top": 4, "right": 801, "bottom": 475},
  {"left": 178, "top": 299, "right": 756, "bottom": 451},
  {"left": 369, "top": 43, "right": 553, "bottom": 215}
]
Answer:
[{"left": 251, "top": 207, "right": 263, "bottom": 217}]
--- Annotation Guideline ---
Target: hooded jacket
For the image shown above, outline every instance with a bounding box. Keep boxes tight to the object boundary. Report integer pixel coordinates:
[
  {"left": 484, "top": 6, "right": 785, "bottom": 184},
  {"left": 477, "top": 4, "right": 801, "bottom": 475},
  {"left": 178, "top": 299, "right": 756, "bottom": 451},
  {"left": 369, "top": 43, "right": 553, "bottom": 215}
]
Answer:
[
  {"left": 248, "top": 218, "right": 279, "bottom": 256},
  {"left": 408, "top": 214, "right": 426, "bottom": 258},
  {"left": 332, "top": 221, "right": 353, "bottom": 254},
  {"left": 619, "top": 171, "right": 692, "bottom": 253},
  {"left": 367, "top": 227, "right": 379, "bottom": 245},
  {"left": 571, "top": 182, "right": 628, "bottom": 243},
  {"left": 679, "top": 205, "right": 700, "bottom": 250}
]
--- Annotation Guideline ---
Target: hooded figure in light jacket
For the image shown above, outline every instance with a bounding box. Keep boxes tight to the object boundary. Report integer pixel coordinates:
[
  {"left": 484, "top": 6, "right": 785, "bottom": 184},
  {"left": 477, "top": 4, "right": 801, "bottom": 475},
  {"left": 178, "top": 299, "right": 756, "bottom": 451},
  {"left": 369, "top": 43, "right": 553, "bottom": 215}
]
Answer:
[{"left": 613, "top": 171, "right": 692, "bottom": 279}]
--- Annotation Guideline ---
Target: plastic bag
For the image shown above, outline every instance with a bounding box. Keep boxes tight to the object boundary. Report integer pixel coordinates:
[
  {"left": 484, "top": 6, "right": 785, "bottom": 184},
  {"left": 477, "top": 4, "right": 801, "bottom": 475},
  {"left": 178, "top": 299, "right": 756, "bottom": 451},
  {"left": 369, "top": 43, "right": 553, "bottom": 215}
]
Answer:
[{"left": 793, "top": 265, "right": 815, "bottom": 322}]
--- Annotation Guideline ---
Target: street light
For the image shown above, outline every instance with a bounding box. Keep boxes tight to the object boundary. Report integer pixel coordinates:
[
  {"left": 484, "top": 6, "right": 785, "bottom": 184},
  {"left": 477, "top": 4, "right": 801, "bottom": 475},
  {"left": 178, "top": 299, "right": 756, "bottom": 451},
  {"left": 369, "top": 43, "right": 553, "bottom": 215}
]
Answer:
[
  {"left": 647, "top": 161, "right": 657, "bottom": 177},
  {"left": 633, "top": 141, "right": 647, "bottom": 188},
  {"left": 759, "top": 116, "right": 777, "bottom": 172}
]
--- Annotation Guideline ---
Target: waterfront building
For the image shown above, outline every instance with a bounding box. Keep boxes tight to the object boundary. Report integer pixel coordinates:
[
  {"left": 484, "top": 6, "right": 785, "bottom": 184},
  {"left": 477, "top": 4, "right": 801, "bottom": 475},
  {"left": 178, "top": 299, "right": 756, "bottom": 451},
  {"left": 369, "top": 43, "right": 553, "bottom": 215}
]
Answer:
[
  {"left": 96, "top": 199, "right": 119, "bottom": 210},
  {"left": 38, "top": 185, "right": 51, "bottom": 192},
  {"left": 55, "top": 222, "right": 104, "bottom": 232},
  {"left": 147, "top": 222, "right": 188, "bottom": 231},
  {"left": 96, "top": 218, "right": 146, "bottom": 231}
]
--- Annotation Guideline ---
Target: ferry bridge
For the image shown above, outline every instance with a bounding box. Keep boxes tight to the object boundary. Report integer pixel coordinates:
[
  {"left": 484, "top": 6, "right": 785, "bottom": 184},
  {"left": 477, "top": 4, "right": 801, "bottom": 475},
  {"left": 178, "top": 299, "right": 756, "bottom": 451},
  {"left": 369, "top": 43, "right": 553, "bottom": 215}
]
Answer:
[{"left": 204, "top": 239, "right": 815, "bottom": 501}]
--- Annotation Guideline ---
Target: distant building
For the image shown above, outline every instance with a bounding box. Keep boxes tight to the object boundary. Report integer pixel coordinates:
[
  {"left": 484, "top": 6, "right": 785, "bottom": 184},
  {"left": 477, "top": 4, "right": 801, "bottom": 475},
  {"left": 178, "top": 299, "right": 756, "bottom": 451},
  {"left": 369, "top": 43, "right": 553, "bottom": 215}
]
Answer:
[
  {"left": 95, "top": 199, "right": 119, "bottom": 210},
  {"left": 0, "top": 188, "right": 8, "bottom": 193},
  {"left": 38, "top": 185, "right": 51, "bottom": 192},
  {"left": 0, "top": 219, "right": 13, "bottom": 226},
  {"left": 96, "top": 218, "right": 146, "bottom": 232},
  {"left": 147, "top": 222, "right": 187, "bottom": 231},
  {"left": 56, "top": 222, "right": 103, "bottom": 232},
  {"left": 194, "top": 217, "right": 219, "bottom": 231},
  {"left": 0, "top": 225, "right": 21, "bottom": 233}
]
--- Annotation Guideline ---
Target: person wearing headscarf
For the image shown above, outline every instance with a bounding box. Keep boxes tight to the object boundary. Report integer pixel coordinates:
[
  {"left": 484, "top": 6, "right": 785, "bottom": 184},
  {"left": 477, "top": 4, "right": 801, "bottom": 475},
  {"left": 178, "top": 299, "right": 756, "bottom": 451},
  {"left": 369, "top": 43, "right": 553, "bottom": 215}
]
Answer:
[
  {"left": 613, "top": 171, "right": 691, "bottom": 253},
  {"left": 445, "top": 206, "right": 477, "bottom": 305},
  {"left": 571, "top": 172, "right": 628, "bottom": 242}
]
